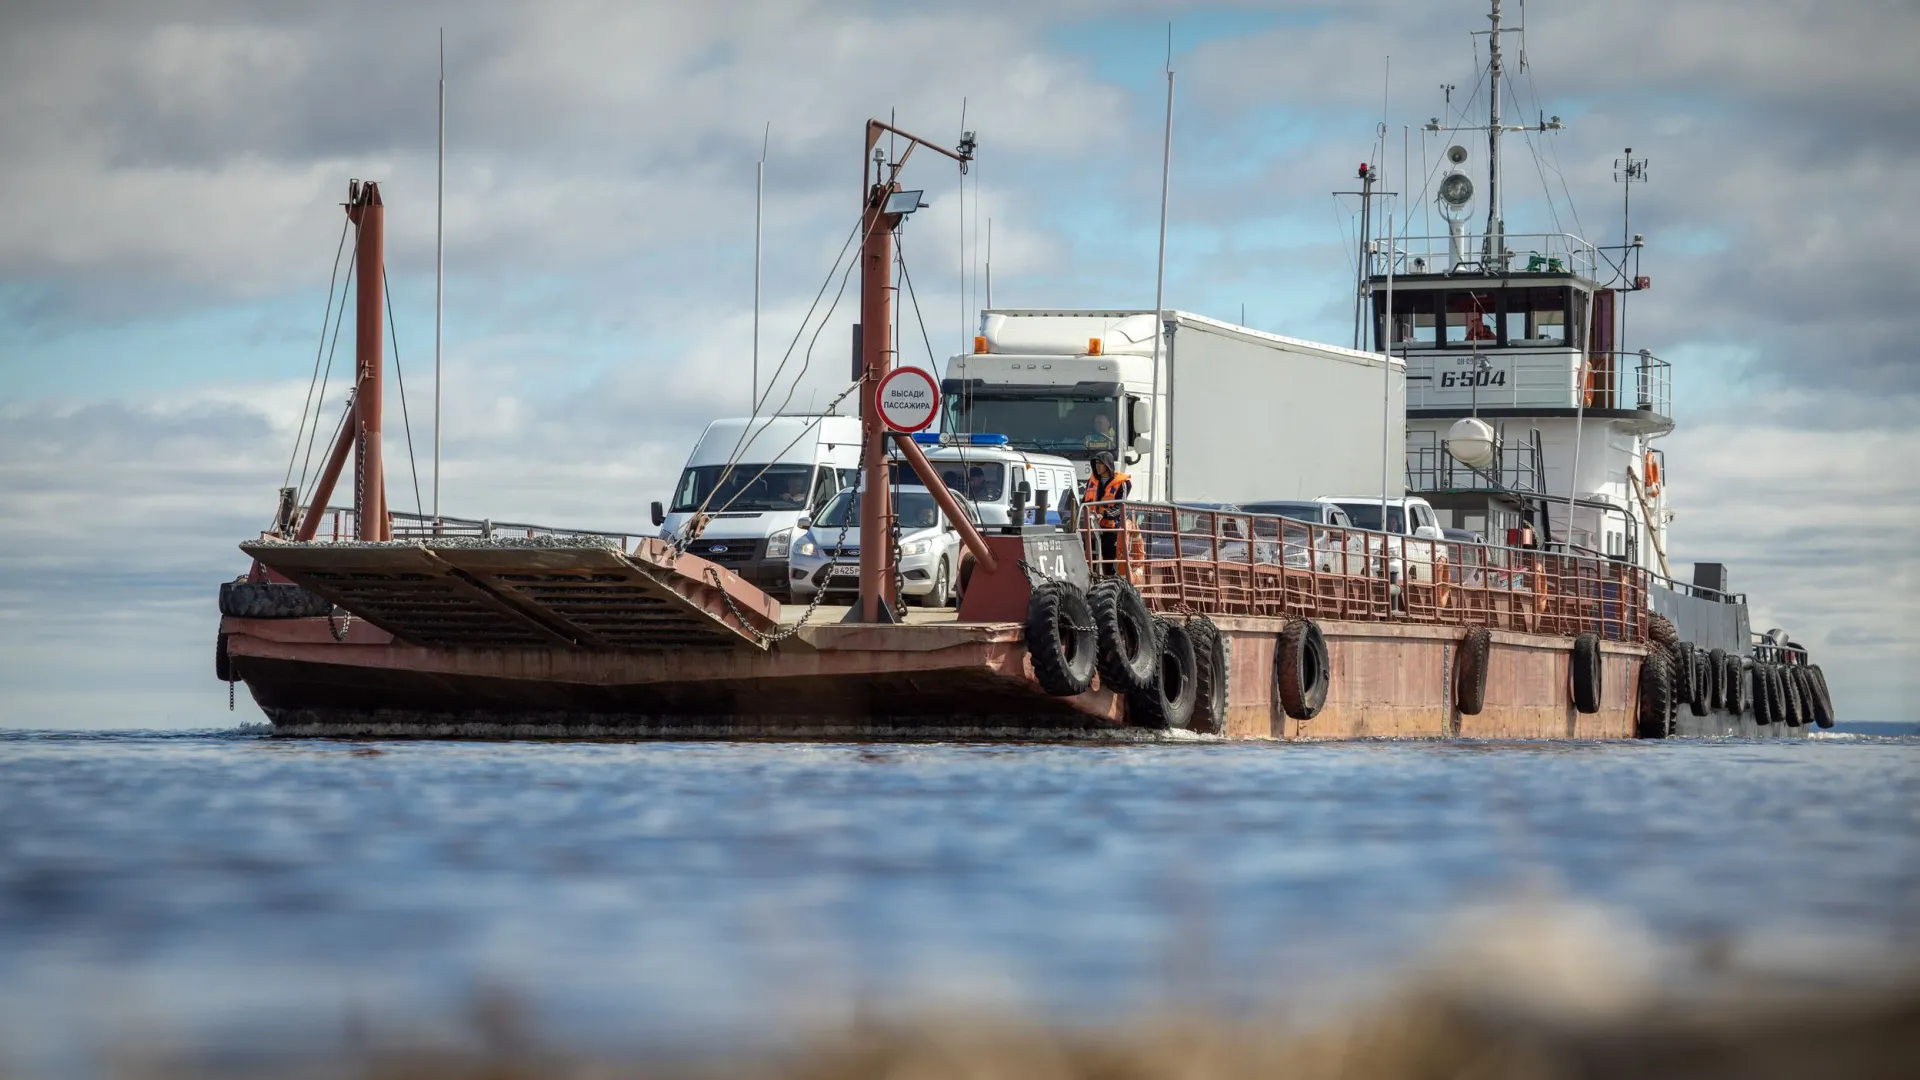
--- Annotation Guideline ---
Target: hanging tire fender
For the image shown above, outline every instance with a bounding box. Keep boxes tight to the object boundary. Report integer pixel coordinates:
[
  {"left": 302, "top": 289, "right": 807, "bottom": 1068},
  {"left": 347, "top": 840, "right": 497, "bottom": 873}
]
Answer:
[
  {"left": 1707, "top": 648, "right": 1728, "bottom": 710},
  {"left": 218, "top": 579, "right": 334, "bottom": 619},
  {"left": 1752, "top": 662, "right": 1775, "bottom": 725},
  {"left": 1454, "top": 627, "right": 1492, "bottom": 716},
  {"left": 1128, "top": 617, "right": 1198, "bottom": 730},
  {"left": 1570, "top": 632, "right": 1603, "bottom": 714},
  {"left": 1780, "top": 664, "right": 1806, "bottom": 726},
  {"left": 214, "top": 631, "right": 233, "bottom": 683},
  {"left": 1809, "top": 664, "right": 1836, "bottom": 728},
  {"left": 1727, "top": 658, "right": 1750, "bottom": 717},
  {"left": 1636, "top": 652, "right": 1672, "bottom": 738},
  {"left": 1274, "top": 619, "right": 1331, "bottom": 721},
  {"left": 1025, "top": 581, "right": 1097, "bottom": 697},
  {"left": 1089, "top": 577, "right": 1159, "bottom": 694},
  {"left": 1186, "top": 616, "right": 1229, "bottom": 735}
]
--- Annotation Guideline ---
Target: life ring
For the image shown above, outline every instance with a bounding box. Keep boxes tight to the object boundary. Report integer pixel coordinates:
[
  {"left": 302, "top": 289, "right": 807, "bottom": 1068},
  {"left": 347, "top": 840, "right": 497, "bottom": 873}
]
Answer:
[
  {"left": 1636, "top": 651, "right": 1672, "bottom": 738},
  {"left": 1274, "top": 618, "right": 1330, "bottom": 720},
  {"left": 1124, "top": 522, "right": 1147, "bottom": 586},
  {"left": 1024, "top": 581, "right": 1096, "bottom": 696},
  {"left": 1454, "top": 626, "right": 1491, "bottom": 715},
  {"left": 1433, "top": 553, "right": 1452, "bottom": 609},
  {"left": 1582, "top": 362, "right": 1596, "bottom": 407},
  {"left": 1643, "top": 453, "right": 1661, "bottom": 497},
  {"left": 1571, "top": 632, "right": 1603, "bottom": 714},
  {"left": 1089, "top": 577, "right": 1159, "bottom": 693},
  {"left": 1186, "top": 615, "right": 1229, "bottom": 735},
  {"left": 1128, "top": 617, "right": 1197, "bottom": 730}
]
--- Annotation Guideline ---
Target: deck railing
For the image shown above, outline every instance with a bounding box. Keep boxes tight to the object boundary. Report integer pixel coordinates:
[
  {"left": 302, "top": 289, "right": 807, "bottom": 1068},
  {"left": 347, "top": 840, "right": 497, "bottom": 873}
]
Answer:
[
  {"left": 1372, "top": 232, "right": 1601, "bottom": 280},
  {"left": 1080, "top": 502, "right": 1648, "bottom": 643},
  {"left": 271, "top": 507, "right": 653, "bottom": 550}
]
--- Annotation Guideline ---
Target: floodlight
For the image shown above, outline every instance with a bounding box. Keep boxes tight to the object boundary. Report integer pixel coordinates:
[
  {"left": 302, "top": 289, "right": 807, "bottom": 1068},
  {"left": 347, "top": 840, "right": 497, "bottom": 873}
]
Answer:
[{"left": 884, "top": 189, "right": 928, "bottom": 216}]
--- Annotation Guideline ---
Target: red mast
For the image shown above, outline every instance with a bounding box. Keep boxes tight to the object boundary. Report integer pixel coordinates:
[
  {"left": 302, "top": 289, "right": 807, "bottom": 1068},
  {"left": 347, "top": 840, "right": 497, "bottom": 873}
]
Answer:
[{"left": 296, "top": 180, "right": 388, "bottom": 542}]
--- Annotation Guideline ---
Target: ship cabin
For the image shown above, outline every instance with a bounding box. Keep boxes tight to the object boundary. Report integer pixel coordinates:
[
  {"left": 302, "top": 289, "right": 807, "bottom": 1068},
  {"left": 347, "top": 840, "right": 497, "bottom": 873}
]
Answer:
[{"left": 1368, "top": 233, "right": 1675, "bottom": 577}]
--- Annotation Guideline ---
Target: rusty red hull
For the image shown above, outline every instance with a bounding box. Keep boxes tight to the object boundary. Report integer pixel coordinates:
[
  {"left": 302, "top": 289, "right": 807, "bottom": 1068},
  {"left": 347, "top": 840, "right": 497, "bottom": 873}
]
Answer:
[{"left": 223, "top": 612, "right": 1654, "bottom": 740}]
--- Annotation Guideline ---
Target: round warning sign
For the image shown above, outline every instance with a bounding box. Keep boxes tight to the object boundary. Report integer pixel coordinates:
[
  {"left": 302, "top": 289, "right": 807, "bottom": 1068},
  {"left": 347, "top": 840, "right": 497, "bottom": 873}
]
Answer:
[{"left": 875, "top": 366, "right": 940, "bottom": 433}]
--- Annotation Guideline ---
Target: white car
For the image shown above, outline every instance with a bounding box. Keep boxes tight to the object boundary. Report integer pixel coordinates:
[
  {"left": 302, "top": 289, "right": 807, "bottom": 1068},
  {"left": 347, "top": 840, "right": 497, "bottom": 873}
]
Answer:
[{"left": 787, "top": 487, "right": 978, "bottom": 608}]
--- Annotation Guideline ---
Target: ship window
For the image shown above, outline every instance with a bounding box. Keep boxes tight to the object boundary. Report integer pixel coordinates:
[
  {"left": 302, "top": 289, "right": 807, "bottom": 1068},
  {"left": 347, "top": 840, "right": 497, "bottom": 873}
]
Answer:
[
  {"left": 1444, "top": 291, "right": 1498, "bottom": 345},
  {"left": 1373, "top": 290, "right": 1438, "bottom": 350},
  {"left": 1507, "top": 287, "right": 1570, "bottom": 346}
]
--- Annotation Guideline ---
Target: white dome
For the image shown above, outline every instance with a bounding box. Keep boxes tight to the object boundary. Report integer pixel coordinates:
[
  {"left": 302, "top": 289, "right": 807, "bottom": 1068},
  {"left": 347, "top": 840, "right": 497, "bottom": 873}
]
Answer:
[{"left": 1446, "top": 418, "right": 1497, "bottom": 469}]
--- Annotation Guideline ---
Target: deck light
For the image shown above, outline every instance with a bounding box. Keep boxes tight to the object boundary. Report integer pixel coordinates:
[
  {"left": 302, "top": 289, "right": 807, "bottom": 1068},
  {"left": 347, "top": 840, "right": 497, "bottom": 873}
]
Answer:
[{"left": 883, "top": 189, "right": 928, "bottom": 216}]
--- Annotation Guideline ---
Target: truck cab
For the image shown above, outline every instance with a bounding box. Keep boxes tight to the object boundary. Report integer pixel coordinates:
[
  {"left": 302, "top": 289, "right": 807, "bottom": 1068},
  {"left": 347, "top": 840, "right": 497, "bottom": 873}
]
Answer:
[{"left": 651, "top": 415, "right": 863, "bottom": 599}]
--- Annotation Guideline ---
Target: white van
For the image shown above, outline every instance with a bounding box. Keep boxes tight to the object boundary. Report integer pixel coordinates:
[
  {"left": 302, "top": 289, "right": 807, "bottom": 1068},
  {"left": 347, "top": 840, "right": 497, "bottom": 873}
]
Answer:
[
  {"left": 902, "top": 436, "right": 1080, "bottom": 527},
  {"left": 651, "top": 416, "right": 863, "bottom": 598}
]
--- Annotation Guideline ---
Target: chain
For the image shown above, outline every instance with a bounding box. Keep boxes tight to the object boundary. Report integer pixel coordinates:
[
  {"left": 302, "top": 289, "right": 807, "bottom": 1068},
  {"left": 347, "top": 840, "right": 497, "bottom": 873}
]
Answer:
[
  {"left": 327, "top": 607, "right": 354, "bottom": 642},
  {"left": 229, "top": 677, "right": 235, "bottom": 711}
]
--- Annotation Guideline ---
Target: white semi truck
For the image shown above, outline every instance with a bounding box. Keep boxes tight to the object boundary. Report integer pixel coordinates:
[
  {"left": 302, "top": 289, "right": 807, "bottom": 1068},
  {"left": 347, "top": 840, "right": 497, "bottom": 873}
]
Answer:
[{"left": 942, "top": 310, "right": 1404, "bottom": 506}]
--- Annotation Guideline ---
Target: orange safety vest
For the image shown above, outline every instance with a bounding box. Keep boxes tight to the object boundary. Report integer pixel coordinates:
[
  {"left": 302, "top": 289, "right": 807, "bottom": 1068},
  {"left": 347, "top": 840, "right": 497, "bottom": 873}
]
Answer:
[{"left": 1082, "top": 470, "right": 1132, "bottom": 527}]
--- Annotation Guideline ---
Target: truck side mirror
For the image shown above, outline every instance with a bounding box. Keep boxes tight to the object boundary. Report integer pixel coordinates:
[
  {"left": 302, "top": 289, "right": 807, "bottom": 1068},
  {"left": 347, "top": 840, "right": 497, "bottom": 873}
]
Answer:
[
  {"left": 1127, "top": 435, "right": 1148, "bottom": 465},
  {"left": 650, "top": 501, "right": 665, "bottom": 527},
  {"left": 1130, "top": 398, "right": 1153, "bottom": 434}
]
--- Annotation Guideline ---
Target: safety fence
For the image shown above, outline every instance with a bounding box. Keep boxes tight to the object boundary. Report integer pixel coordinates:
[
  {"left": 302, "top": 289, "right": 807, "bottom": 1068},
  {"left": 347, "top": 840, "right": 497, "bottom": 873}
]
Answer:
[
  {"left": 279, "top": 507, "right": 652, "bottom": 550},
  {"left": 1080, "top": 502, "right": 1648, "bottom": 643}
]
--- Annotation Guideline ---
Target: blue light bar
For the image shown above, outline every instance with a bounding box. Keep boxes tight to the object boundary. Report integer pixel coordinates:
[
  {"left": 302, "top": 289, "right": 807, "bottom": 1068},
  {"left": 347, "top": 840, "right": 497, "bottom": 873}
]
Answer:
[
  {"left": 910, "top": 431, "right": 942, "bottom": 445},
  {"left": 944, "top": 433, "right": 1008, "bottom": 446}
]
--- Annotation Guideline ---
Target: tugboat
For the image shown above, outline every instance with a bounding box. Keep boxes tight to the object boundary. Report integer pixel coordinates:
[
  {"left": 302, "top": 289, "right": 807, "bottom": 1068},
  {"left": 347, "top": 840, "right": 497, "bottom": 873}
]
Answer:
[{"left": 1368, "top": 0, "right": 1834, "bottom": 734}]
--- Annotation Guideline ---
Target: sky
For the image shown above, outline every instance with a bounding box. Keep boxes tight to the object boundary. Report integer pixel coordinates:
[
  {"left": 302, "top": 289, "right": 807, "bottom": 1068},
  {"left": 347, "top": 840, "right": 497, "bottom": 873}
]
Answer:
[{"left": 1, "top": 0, "right": 1916, "bottom": 728}]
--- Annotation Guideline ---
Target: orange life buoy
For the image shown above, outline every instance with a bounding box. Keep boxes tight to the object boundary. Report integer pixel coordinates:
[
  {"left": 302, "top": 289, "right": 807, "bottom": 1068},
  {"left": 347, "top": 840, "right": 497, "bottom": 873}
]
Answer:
[
  {"left": 1581, "top": 361, "right": 1596, "bottom": 407},
  {"left": 1434, "top": 554, "right": 1452, "bottom": 609},
  {"left": 1643, "top": 453, "right": 1661, "bottom": 497},
  {"left": 1124, "top": 521, "right": 1147, "bottom": 587}
]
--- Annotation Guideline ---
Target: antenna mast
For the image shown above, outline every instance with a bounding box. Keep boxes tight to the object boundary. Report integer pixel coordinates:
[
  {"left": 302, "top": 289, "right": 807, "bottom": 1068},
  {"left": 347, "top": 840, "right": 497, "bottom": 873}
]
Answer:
[
  {"left": 1484, "top": 0, "right": 1504, "bottom": 263},
  {"left": 753, "top": 122, "right": 767, "bottom": 411},
  {"left": 432, "top": 29, "right": 444, "bottom": 525}
]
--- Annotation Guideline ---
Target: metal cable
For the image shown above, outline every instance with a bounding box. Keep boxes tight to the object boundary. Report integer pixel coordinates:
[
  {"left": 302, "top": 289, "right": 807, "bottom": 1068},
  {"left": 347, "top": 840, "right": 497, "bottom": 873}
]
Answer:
[
  {"left": 297, "top": 229, "right": 361, "bottom": 502},
  {"left": 284, "top": 217, "right": 351, "bottom": 489},
  {"left": 382, "top": 268, "right": 426, "bottom": 518}
]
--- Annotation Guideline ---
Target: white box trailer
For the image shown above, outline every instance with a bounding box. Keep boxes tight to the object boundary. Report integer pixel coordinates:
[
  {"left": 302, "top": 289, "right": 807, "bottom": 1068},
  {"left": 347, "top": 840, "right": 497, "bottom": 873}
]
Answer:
[{"left": 943, "top": 310, "right": 1403, "bottom": 506}]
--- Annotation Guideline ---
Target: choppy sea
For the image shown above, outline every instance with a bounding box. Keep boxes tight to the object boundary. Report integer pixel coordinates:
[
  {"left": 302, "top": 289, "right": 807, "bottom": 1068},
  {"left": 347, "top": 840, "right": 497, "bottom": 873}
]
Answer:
[{"left": 2, "top": 727, "right": 1916, "bottom": 1074}]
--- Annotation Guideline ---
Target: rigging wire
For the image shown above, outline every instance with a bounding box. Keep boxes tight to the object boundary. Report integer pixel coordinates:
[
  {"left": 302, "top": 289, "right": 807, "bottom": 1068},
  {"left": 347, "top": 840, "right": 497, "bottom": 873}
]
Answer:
[
  {"left": 297, "top": 232, "right": 361, "bottom": 504},
  {"left": 382, "top": 268, "right": 426, "bottom": 519},
  {"left": 899, "top": 227, "right": 983, "bottom": 521},
  {"left": 285, "top": 217, "right": 351, "bottom": 490}
]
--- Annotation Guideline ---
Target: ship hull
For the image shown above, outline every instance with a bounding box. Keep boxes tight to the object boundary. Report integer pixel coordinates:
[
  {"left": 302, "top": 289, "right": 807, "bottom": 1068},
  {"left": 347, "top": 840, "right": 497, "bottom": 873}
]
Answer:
[{"left": 222, "top": 613, "right": 1696, "bottom": 741}]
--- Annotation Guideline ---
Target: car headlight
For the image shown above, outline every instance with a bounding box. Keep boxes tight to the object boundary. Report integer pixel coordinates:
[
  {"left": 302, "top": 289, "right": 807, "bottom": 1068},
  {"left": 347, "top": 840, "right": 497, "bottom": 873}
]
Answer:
[
  {"left": 900, "top": 538, "right": 931, "bottom": 557},
  {"left": 766, "top": 530, "right": 792, "bottom": 559},
  {"left": 793, "top": 538, "right": 817, "bottom": 558}
]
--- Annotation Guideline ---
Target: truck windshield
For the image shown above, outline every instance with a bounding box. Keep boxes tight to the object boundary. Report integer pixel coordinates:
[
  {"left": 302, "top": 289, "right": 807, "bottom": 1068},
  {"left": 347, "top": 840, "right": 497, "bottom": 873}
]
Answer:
[
  {"left": 670, "top": 464, "right": 815, "bottom": 513},
  {"left": 1241, "top": 501, "right": 1322, "bottom": 523},
  {"left": 1336, "top": 503, "right": 1406, "bottom": 533},
  {"left": 944, "top": 394, "right": 1118, "bottom": 455},
  {"left": 813, "top": 489, "right": 940, "bottom": 531}
]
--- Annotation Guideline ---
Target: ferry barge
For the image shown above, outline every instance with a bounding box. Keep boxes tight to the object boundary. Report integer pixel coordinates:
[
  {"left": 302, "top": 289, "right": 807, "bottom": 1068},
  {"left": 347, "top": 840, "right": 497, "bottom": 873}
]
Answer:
[{"left": 214, "top": 7, "right": 1834, "bottom": 740}]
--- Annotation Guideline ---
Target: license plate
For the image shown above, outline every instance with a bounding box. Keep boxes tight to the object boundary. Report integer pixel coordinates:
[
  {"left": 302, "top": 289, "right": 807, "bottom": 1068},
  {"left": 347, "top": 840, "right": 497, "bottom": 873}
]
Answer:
[{"left": 828, "top": 564, "right": 860, "bottom": 577}]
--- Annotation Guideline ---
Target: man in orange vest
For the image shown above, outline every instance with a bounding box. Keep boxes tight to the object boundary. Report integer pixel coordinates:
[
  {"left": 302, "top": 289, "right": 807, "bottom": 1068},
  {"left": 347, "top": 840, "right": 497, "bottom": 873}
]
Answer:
[{"left": 1082, "top": 451, "right": 1132, "bottom": 572}]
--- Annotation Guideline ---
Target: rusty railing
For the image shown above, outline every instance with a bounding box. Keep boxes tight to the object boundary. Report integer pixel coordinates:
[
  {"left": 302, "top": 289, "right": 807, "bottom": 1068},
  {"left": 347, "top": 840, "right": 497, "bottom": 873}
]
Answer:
[{"left": 1080, "top": 502, "right": 1648, "bottom": 643}]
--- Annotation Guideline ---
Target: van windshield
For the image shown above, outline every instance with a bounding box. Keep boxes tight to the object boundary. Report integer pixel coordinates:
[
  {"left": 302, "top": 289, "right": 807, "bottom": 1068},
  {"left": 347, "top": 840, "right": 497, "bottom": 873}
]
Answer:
[
  {"left": 814, "top": 490, "right": 940, "bottom": 531},
  {"left": 671, "top": 464, "right": 815, "bottom": 513},
  {"left": 1336, "top": 502, "right": 1406, "bottom": 533}
]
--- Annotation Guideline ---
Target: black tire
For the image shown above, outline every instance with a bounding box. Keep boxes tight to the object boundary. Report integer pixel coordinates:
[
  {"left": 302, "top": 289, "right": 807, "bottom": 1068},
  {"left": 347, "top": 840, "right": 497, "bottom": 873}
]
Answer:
[
  {"left": 1674, "top": 642, "right": 1697, "bottom": 710},
  {"left": 1780, "top": 664, "right": 1806, "bottom": 727},
  {"left": 1726, "top": 658, "right": 1749, "bottom": 717},
  {"left": 1809, "top": 665, "right": 1836, "bottom": 728},
  {"left": 1454, "top": 627, "right": 1492, "bottom": 716},
  {"left": 1187, "top": 616, "right": 1229, "bottom": 735},
  {"left": 917, "top": 559, "right": 951, "bottom": 609},
  {"left": 1570, "top": 632, "right": 1603, "bottom": 714},
  {"left": 1687, "top": 650, "right": 1711, "bottom": 717},
  {"left": 1025, "top": 581, "right": 1096, "bottom": 697},
  {"left": 1648, "top": 613, "right": 1679, "bottom": 650},
  {"left": 1089, "top": 578, "right": 1160, "bottom": 693},
  {"left": 218, "top": 579, "right": 333, "bottom": 619},
  {"left": 1636, "top": 653, "right": 1672, "bottom": 739},
  {"left": 1752, "top": 662, "right": 1775, "bottom": 725},
  {"left": 1707, "top": 648, "right": 1728, "bottom": 710},
  {"left": 1128, "top": 618, "right": 1198, "bottom": 730},
  {"left": 214, "top": 632, "right": 233, "bottom": 683},
  {"left": 1790, "top": 667, "right": 1818, "bottom": 728},
  {"left": 1275, "top": 619, "right": 1331, "bottom": 721}
]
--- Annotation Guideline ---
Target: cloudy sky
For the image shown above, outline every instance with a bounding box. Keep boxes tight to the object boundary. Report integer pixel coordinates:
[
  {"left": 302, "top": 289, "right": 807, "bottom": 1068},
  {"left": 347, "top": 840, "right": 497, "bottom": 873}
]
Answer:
[{"left": 2, "top": 0, "right": 1915, "bottom": 728}]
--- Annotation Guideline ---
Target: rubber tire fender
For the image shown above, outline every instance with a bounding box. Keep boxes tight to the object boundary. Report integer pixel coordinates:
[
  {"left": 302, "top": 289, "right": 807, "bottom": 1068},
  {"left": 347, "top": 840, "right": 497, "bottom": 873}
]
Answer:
[
  {"left": 1687, "top": 650, "right": 1711, "bottom": 717},
  {"left": 1636, "top": 653, "right": 1673, "bottom": 738},
  {"left": 219, "top": 579, "right": 334, "bottom": 619},
  {"left": 1089, "top": 578, "right": 1160, "bottom": 694},
  {"left": 1674, "top": 642, "right": 1698, "bottom": 710},
  {"left": 1186, "top": 616, "right": 1229, "bottom": 735},
  {"left": 1024, "top": 581, "right": 1097, "bottom": 697},
  {"left": 1789, "top": 666, "right": 1816, "bottom": 728},
  {"left": 1275, "top": 619, "right": 1331, "bottom": 721},
  {"left": 1648, "top": 612, "right": 1679, "bottom": 650},
  {"left": 1726, "top": 658, "right": 1750, "bottom": 717},
  {"left": 214, "top": 631, "right": 233, "bottom": 683},
  {"left": 1809, "top": 665, "right": 1836, "bottom": 728},
  {"left": 1128, "top": 617, "right": 1197, "bottom": 730},
  {"left": 1570, "top": 632, "right": 1603, "bottom": 715},
  {"left": 1707, "top": 648, "right": 1728, "bottom": 711},
  {"left": 1454, "top": 627, "right": 1492, "bottom": 716},
  {"left": 1751, "top": 662, "right": 1775, "bottom": 725},
  {"left": 1780, "top": 664, "right": 1806, "bottom": 727}
]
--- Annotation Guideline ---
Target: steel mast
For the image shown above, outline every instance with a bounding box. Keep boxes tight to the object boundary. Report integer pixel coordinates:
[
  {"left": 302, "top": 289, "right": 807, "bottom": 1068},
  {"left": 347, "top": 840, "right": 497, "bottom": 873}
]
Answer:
[{"left": 1484, "top": 0, "right": 1503, "bottom": 264}]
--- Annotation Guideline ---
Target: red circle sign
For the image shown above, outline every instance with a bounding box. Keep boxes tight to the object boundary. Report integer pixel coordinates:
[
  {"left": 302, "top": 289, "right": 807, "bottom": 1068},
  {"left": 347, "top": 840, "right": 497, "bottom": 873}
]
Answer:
[{"left": 875, "top": 366, "right": 940, "bottom": 433}]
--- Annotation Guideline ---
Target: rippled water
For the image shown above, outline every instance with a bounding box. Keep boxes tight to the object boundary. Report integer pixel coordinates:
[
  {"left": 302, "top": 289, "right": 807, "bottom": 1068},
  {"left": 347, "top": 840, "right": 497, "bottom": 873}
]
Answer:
[{"left": 2, "top": 729, "right": 1917, "bottom": 1071}]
